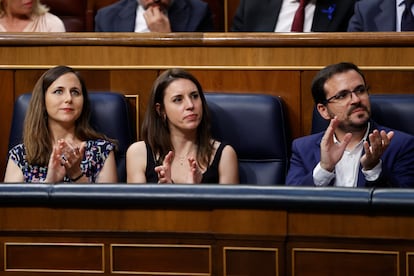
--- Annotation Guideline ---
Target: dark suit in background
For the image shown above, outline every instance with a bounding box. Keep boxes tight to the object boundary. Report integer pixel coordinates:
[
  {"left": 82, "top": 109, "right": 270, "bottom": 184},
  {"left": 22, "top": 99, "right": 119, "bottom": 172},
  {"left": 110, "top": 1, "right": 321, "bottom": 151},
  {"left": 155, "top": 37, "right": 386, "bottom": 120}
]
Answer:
[
  {"left": 95, "top": 0, "right": 215, "bottom": 32},
  {"left": 347, "top": 0, "right": 396, "bottom": 31},
  {"left": 231, "top": 0, "right": 355, "bottom": 32}
]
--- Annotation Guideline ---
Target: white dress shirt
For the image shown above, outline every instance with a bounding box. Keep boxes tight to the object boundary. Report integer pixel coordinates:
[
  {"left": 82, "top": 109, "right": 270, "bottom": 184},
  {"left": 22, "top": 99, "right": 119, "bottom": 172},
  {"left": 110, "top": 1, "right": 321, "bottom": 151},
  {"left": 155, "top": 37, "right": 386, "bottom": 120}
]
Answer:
[
  {"left": 313, "top": 123, "right": 382, "bottom": 187},
  {"left": 135, "top": 3, "right": 150, "bottom": 32},
  {"left": 274, "top": 0, "right": 316, "bottom": 32},
  {"left": 396, "top": 0, "right": 414, "bottom": 32}
]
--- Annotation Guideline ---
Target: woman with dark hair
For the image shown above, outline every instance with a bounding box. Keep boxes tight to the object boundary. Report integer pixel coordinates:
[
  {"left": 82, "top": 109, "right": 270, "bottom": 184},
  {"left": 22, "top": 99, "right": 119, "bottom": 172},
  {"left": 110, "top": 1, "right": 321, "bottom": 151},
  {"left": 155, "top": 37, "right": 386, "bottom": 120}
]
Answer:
[
  {"left": 4, "top": 66, "right": 117, "bottom": 183},
  {"left": 126, "top": 68, "right": 239, "bottom": 184}
]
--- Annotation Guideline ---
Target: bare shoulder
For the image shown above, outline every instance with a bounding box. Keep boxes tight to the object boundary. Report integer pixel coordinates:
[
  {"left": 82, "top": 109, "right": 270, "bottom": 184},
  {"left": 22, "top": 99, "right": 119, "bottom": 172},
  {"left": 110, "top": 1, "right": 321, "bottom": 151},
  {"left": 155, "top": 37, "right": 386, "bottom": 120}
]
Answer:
[
  {"left": 127, "top": 141, "right": 147, "bottom": 156},
  {"left": 222, "top": 143, "right": 237, "bottom": 158}
]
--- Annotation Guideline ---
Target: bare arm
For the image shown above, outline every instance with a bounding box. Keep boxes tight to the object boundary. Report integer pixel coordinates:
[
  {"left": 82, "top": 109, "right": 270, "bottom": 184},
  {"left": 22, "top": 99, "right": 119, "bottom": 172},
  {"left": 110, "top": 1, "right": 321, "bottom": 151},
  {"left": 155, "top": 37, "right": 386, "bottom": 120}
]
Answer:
[
  {"left": 3, "top": 158, "right": 24, "bottom": 182},
  {"left": 126, "top": 141, "right": 148, "bottom": 183},
  {"left": 218, "top": 145, "right": 239, "bottom": 184},
  {"left": 95, "top": 151, "right": 118, "bottom": 183}
]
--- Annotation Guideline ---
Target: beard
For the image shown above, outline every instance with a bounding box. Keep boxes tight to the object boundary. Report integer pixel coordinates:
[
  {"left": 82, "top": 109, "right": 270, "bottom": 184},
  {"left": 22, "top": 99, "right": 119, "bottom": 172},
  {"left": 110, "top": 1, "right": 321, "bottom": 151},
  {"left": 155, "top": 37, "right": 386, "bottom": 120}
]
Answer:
[{"left": 329, "top": 103, "right": 371, "bottom": 133}]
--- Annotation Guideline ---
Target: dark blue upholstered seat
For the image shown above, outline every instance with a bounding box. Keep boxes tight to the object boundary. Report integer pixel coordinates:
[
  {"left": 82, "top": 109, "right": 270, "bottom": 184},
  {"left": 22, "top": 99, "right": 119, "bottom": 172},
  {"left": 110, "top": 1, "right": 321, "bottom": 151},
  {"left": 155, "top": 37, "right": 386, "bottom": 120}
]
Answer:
[
  {"left": 205, "top": 93, "right": 290, "bottom": 185},
  {"left": 8, "top": 92, "right": 134, "bottom": 182},
  {"left": 311, "top": 94, "right": 414, "bottom": 135}
]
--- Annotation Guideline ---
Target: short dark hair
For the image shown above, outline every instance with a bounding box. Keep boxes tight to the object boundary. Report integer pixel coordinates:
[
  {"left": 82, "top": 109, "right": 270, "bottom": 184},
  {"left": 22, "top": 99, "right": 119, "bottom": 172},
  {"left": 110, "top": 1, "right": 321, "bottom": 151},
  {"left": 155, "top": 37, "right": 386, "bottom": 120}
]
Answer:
[{"left": 311, "top": 62, "right": 366, "bottom": 105}]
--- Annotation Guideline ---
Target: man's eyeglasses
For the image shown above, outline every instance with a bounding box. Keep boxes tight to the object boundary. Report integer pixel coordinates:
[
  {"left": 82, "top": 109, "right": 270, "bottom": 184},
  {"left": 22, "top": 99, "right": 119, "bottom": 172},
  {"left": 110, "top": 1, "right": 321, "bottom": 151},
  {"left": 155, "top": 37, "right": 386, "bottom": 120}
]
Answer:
[{"left": 323, "top": 85, "right": 369, "bottom": 104}]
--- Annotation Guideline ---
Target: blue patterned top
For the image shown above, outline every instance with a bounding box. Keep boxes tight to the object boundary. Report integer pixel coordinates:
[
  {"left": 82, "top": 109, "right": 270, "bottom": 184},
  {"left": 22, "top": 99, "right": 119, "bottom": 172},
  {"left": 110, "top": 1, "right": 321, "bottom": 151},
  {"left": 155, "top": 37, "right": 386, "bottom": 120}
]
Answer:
[{"left": 8, "top": 139, "right": 115, "bottom": 183}]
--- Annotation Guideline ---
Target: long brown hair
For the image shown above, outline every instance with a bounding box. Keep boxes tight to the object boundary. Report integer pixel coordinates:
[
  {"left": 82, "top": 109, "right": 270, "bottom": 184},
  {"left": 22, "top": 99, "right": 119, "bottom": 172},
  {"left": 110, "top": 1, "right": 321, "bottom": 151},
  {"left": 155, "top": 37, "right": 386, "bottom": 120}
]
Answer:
[
  {"left": 141, "top": 68, "right": 214, "bottom": 168},
  {"left": 23, "top": 65, "right": 111, "bottom": 165}
]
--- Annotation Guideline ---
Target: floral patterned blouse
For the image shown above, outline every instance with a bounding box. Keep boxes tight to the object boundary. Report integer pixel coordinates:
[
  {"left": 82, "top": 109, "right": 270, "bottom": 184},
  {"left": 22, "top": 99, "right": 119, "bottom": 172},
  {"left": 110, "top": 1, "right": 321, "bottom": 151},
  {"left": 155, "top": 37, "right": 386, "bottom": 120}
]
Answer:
[{"left": 8, "top": 139, "right": 115, "bottom": 183}]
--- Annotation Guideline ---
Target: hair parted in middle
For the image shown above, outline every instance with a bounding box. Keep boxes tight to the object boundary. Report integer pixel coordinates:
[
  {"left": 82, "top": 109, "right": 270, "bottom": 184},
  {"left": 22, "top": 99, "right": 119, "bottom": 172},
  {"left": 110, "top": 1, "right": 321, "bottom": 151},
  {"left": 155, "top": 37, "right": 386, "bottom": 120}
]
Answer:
[
  {"left": 141, "top": 68, "right": 214, "bottom": 169},
  {"left": 23, "top": 65, "right": 113, "bottom": 165}
]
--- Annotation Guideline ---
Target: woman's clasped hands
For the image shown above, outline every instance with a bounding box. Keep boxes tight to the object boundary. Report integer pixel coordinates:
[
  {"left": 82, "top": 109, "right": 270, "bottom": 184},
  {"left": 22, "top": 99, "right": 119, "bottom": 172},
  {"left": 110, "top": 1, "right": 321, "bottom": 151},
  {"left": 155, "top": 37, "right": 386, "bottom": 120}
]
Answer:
[
  {"left": 155, "top": 151, "right": 203, "bottom": 184},
  {"left": 46, "top": 139, "right": 86, "bottom": 183}
]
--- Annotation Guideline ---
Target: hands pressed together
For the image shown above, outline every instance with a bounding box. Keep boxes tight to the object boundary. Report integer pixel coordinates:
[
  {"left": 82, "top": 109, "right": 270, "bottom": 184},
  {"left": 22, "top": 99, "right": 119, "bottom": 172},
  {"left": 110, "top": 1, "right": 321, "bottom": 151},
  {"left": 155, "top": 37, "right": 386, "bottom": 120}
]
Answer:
[
  {"left": 155, "top": 151, "right": 203, "bottom": 184},
  {"left": 46, "top": 139, "right": 86, "bottom": 183},
  {"left": 320, "top": 117, "right": 394, "bottom": 172}
]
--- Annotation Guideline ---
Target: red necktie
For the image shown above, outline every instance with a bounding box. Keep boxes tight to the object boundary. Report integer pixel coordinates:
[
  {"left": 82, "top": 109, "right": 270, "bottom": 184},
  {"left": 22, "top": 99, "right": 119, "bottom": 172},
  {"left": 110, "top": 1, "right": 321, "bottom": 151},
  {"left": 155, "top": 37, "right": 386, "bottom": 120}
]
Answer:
[{"left": 291, "top": 0, "right": 310, "bottom": 32}]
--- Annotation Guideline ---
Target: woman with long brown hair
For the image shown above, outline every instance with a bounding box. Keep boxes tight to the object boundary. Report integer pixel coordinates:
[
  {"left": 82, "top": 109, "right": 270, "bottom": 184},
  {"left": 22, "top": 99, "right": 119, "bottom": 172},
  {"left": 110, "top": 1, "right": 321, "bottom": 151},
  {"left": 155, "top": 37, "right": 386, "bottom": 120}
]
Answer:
[
  {"left": 126, "top": 68, "right": 239, "bottom": 184},
  {"left": 4, "top": 66, "right": 117, "bottom": 183}
]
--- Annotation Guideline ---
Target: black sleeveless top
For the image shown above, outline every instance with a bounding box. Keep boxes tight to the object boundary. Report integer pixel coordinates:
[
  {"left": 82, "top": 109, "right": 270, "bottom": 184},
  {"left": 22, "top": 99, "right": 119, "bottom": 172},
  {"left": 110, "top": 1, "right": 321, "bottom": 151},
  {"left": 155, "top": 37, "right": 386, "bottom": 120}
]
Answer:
[{"left": 145, "top": 142, "right": 226, "bottom": 184}]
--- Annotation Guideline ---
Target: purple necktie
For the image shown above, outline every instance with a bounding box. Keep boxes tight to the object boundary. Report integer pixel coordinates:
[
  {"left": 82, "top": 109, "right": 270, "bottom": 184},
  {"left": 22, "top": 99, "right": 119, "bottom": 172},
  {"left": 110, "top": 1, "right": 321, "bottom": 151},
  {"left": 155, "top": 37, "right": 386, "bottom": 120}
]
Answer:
[{"left": 402, "top": 0, "right": 414, "bottom": 31}]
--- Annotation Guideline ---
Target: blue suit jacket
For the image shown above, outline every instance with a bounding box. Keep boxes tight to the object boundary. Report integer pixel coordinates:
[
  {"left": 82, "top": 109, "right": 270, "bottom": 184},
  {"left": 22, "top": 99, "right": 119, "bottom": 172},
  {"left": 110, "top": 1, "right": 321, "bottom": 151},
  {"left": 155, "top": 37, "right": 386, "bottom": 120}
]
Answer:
[
  {"left": 347, "top": 0, "right": 396, "bottom": 31},
  {"left": 286, "top": 121, "right": 414, "bottom": 187},
  {"left": 95, "top": 0, "right": 214, "bottom": 32},
  {"left": 231, "top": 0, "right": 356, "bottom": 32}
]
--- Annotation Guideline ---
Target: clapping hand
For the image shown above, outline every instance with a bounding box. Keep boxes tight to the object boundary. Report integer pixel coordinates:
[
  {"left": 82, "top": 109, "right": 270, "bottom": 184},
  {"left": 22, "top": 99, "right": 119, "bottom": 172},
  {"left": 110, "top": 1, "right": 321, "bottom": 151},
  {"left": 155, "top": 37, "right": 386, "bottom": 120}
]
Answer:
[
  {"left": 360, "top": 129, "right": 394, "bottom": 170},
  {"left": 45, "top": 139, "right": 85, "bottom": 183},
  {"left": 320, "top": 117, "right": 352, "bottom": 172},
  {"left": 155, "top": 150, "right": 174, "bottom": 183}
]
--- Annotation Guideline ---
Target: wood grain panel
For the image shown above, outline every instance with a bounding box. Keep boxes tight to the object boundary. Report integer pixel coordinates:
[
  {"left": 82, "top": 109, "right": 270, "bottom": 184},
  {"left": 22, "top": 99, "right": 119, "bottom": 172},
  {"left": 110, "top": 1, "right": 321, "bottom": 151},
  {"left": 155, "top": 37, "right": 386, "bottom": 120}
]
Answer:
[
  {"left": 292, "top": 248, "right": 399, "bottom": 276},
  {"left": 224, "top": 247, "right": 278, "bottom": 276},
  {"left": 111, "top": 244, "right": 211, "bottom": 275},
  {"left": 0, "top": 70, "right": 14, "bottom": 181},
  {"left": 289, "top": 212, "right": 414, "bottom": 239},
  {"left": 5, "top": 243, "right": 104, "bottom": 273},
  {"left": 407, "top": 252, "right": 414, "bottom": 276},
  {"left": 0, "top": 207, "right": 212, "bottom": 232},
  {"left": 212, "top": 209, "right": 287, "bottom": 236},
  {"left": 3, "top": 45, "right": 414, "bottom": 68}
]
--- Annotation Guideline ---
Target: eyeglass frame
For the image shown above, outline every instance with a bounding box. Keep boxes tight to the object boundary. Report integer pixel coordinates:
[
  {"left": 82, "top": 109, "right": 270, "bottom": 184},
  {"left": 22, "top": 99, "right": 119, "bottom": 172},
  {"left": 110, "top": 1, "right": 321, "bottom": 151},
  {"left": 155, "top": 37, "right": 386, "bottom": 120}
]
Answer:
[{"left": 323, "top": 85, "right": 370, "bottom": 105}]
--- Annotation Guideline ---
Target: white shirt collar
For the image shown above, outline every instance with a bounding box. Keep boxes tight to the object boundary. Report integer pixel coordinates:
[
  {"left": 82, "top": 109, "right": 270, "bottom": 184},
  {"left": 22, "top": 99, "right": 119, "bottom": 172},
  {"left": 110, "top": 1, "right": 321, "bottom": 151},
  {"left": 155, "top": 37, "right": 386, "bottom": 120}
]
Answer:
[{"left": 333, "top": 122, "right": 371, "bottom": 148}]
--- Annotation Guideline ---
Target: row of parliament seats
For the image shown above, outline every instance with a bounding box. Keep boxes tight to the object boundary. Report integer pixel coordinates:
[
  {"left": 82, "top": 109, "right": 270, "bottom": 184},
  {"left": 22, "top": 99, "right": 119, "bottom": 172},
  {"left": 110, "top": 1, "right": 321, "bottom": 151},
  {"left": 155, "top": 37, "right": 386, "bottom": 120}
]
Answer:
[
  {"left": 9, "top": 92, "right": 414, "bottom": 185},
  {"left": 8, "top": 92, "right": 290, "bottom": 184}
]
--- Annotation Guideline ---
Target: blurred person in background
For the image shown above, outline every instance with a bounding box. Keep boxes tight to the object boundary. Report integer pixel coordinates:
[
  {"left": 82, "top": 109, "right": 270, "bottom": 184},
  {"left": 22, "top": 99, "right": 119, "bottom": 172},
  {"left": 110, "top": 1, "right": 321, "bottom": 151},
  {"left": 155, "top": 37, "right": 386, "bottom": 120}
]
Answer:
[
  {"left": 348, "top": 0, "right": 414, "bottom": 31},
  {"left": 231, "top": 0, "right": 355, "bottom": 32},
  {"left": 0, "top": 0, "right": 65, "bottom": 32},
  {"left": 95, "top": 0, "right": 214, "bottom": 32}
]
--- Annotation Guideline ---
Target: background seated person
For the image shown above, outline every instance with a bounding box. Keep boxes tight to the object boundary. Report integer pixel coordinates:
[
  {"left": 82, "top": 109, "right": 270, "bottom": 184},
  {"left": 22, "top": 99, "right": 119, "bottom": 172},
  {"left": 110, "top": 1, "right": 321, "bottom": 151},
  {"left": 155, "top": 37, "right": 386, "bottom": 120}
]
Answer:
[
  {"left": 347, "top": 0, "right": 414, "bottom": 31},
  {"left": 95, "top": 0, "right": 215, "bottom": 32},
  {"left": 4, "top": 66, "right": 117, "bottom": 183},
  {"left": 0, "top": 0, "right": 65, "bottom": 32},
  {"left": 126, "top": 68, "right": 239, "bottom": 184},
  {"left": 286, "top": 62, "right": 414, "bottom": 188},
  {"left": 231, "top": 0, "right": 355, "bottom": 32}
]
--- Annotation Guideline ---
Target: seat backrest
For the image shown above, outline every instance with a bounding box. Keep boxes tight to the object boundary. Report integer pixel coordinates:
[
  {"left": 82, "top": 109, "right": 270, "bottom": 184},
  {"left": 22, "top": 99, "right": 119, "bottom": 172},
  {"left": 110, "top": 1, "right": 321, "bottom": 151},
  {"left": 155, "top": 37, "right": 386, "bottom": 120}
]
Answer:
[
  {"left": 42, "top": 0, "right": 92, "bottom": 31},
  {"left": 8, "top": 92, "right": 134, "bottom": 182},
  {"left": 311, "top": 94, "right": 414, "bottom": 136},
  {"left": 205, "top": 93, "right": 290, "bottom": 185}
]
